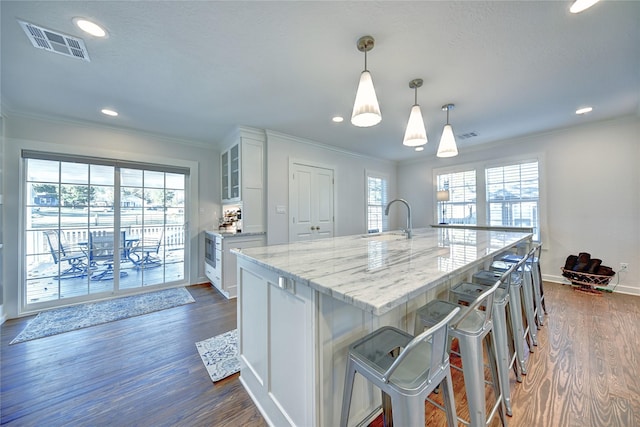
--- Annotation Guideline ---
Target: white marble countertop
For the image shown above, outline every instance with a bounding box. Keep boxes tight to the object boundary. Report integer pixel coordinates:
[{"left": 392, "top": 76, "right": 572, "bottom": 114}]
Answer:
[{"left": 233, "top": 227, "right": 532, "bottom": 315}]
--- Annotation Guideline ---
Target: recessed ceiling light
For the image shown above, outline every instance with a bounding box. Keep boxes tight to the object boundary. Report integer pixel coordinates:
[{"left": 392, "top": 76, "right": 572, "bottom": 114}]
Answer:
[
  {"left": 73, "top": 17, "right": 108, "bottom": 38},
  {"left": 414, "top": 146, "right": 424, "bottom": 152},
  {"left": 332, "top": 116, "right": 344, "bottom": 123},
  {"left": 570, "top": 0, "right": 600, "bottom": 13},
  {"left": 101, "top": 108, "right": 118, "bottom": 117},
  {"left": 576, "top": 107, "right": 593, "bottom": 115}
]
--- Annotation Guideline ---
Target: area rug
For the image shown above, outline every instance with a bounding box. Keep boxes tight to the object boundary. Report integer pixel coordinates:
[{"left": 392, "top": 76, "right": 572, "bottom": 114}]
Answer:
[
  {"left": 196, "top": 329, "right": 240, "bottom": 382},
  {"left": 11, "top": 287, "right": 195, "bottom": 344}
]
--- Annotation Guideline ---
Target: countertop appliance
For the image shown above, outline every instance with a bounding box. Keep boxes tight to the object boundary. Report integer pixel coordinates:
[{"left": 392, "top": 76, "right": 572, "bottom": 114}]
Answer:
[{"left": 219, "top": 204, "right": 242, "bottom": 233}]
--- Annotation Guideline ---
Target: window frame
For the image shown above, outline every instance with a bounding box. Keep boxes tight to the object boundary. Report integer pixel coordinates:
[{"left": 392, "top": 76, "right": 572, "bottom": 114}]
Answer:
[
  {"left": 365, "top": 170, "right": 389, "bottom": 234},
  {"left": 435, "top": 169, "right": 477, "bottom": 225},
  {"left": 485, "top": 159, "right": 540, "bottom": 240},
  {"left": 433, "top": 154, "right": 545, "bottom": 242}
]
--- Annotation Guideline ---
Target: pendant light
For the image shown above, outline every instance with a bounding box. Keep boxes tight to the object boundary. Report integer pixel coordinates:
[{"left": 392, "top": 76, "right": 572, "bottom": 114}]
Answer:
[
  {"left": 570, "top": 0, "right": 600, "bottom": 13},
  {"left": 402, "top": 79, "right": 428, "bottom": 147},
  {"left": 351, "top": 36, "right": 381, "bottom": 127},
  {"left": 437, "top": 103, "right": 459, "bottom": 158}
]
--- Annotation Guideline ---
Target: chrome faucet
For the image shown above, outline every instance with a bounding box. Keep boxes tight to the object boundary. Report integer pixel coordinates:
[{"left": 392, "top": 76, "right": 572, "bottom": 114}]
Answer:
[{"left": 385, "top": 198, "right": 412, "bottom": 238}]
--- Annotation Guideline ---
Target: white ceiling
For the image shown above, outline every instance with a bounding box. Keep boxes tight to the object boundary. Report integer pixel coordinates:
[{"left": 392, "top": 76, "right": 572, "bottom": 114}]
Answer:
[{"left": 2, "top": 1, "right": 639, "bottom": 161}]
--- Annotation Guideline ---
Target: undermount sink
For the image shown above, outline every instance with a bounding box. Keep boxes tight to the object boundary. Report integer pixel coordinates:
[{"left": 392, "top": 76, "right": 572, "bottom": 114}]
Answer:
[{"left": 361, "top": 232, "right": 407, "bottom": 241}]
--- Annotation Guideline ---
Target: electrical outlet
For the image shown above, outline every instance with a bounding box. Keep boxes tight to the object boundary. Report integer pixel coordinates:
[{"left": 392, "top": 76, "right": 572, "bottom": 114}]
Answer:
[{"left": 619, "top": 262, "right": 629, "bottom": 272}]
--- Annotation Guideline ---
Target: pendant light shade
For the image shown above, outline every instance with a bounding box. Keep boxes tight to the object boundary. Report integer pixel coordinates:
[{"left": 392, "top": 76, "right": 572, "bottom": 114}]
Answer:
[
  {"left": 351, "top": 36, "right": 381, "bottom": 127},
  {"left": 352, "top": 70, "right": 381, "bottom": 127},
  {"left": 570, "top": 0, "right": 600, "bottom": 13},
  {"left": 437, "top": 104, "right": 459, "bottom": 158},
  {"left": 403, "top": 79, "right": 428, "bottom": 147}
]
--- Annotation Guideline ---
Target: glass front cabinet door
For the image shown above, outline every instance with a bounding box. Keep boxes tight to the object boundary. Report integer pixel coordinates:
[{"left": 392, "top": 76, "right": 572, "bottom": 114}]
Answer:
[
  {"left": 230, "top": 144, "right": 240, "bottom": 200},
  {"left": 221, "top": 150, "right": 230, "bottom": 200}
]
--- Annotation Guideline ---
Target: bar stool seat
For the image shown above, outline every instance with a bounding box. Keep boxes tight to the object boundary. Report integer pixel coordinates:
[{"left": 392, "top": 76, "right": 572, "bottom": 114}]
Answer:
[
  {"left": 340, "top": 308, "right": 460, "bottom": 427},
  {"left": 414, "top": 278, "right": 508, "bottom": 427}
]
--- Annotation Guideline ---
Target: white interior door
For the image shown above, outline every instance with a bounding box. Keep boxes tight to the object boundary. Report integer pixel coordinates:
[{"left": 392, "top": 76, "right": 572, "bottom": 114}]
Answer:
[{"left": 289, "top": 163, "right": 334, "bottom": 242}]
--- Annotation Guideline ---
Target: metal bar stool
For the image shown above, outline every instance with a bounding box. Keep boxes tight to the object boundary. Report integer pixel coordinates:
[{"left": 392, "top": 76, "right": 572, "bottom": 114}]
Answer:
[
  {"left": 486, "top": 250, "right": 539, "bottom": 347},
  {"left": 529, "top": 243, "right": 546, "bottom": 325},
  {"left": 451, "top": 257, "right": 530, "bottom": 417},
  {"left": 414, "top": 278, "right": 508, "bottom": 427},
  {"left": 340, "top": 307, "right": 460, "bottom": 427},
  {"left": 473, "top": 266, "right": 534, "bottom": 376},
  {"left": 500, "top": 243, "right": 546, "bottom": 326}
]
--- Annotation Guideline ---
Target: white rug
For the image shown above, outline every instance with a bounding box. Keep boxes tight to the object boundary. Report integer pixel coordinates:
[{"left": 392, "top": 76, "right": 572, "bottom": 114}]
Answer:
[
  {"left": 11, "top": 287, "right": 195, "bottom": 344},
  {"left": 196, "top": 329, "right": 240, "bottom": 382}
]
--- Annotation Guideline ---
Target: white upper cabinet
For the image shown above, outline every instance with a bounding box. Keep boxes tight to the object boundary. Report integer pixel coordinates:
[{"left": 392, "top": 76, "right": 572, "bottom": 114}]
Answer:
[
  {"left": 221, "top": 127, "right": 265, "bottom": 233},
  {"left": 221, "top": 143, "right": 241, "bottom": 201}
]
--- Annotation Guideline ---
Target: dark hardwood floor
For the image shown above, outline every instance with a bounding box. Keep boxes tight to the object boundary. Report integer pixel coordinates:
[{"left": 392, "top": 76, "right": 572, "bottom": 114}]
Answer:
[
  {"left": 2, "top": 282, "right": 638, "bottom": 426},
  {"left": 1, "top": 284, "right": 265, "bottom": 427}
]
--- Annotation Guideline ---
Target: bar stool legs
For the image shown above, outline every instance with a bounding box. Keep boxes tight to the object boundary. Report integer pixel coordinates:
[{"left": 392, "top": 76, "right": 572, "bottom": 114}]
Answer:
[
  {"left": 457, "top": 324, "right": 509, "bottom": 425},
  {"left": 521, "top": 266, "right": 539, "bottom": 346},
  {"left": 530, "top": 245, "right": 547, "bottom": 325},
  {"left": 506, "top": 280, "right": 529, "bottom": 375},
  {"left": 451, "top": 282, "right": 517, "bottom": 413},
  {"left": 489, "top": 296, "right": 517, "bottom": 414}
]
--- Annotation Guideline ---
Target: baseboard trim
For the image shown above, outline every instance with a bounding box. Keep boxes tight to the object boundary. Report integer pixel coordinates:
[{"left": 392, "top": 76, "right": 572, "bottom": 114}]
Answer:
[{"left": 543, "top": 274, "right": 640, "bottom": 296}]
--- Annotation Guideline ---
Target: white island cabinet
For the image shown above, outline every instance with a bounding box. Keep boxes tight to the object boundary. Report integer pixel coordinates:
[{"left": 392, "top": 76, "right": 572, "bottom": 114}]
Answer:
[{"left": 233, "top": 227, "right": 532, "bottom": 427}]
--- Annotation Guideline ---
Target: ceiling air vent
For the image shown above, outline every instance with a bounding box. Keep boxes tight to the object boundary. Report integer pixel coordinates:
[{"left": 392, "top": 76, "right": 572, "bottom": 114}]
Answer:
[
  {"left": 457, "top": 131, "right": 478, "bottom": 140},
  {"left": 18, "top": 20, "right": 90, "bottom": 62}
]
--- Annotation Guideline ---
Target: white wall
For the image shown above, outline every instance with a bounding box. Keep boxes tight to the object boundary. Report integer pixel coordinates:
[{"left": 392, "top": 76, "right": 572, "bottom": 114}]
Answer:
[
  {"left": 2, "top": 113, "right": 220, "bottom": 318},
  {"left": 264, "top": 131, "right": 398, "bottom": 245},
  {"left": 398, "top": 115, "right": 640, "bottom": 295},
  {"left": 3, "top": 112, "right": 637, "bottom": 319}
]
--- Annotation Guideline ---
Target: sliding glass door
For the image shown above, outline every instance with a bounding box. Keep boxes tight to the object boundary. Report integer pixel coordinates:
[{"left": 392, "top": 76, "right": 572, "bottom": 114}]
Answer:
[
  {"left": 23, "top": 154, "right": 187, "bottom": 311},
  {"left": 119, "top": 168, "right": 185, "bottom": 289}
]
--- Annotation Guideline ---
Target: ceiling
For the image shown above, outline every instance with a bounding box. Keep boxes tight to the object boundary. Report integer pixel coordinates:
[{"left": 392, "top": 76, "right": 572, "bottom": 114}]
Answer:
[{"left": 2, "top": 1, "right": 639, "bottom": 162}]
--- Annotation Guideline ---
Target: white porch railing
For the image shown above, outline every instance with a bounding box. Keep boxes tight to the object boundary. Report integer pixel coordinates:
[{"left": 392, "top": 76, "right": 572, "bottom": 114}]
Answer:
[{"left": 27, "top": 225, "right": 185, "bottom": 265}]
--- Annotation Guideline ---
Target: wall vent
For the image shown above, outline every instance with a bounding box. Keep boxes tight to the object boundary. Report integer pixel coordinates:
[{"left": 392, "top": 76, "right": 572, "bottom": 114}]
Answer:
[
  {"left": 18, "top": 20, "right": 90, "bottom": 62},
  {"left": 457, "top": 131, "right": 478, "bottom": 140}
]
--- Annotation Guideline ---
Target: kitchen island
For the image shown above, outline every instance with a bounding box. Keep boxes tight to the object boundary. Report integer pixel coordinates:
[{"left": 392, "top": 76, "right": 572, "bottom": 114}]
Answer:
[{"left": 232, "top": 227, "right": 532, "bottom": 426}]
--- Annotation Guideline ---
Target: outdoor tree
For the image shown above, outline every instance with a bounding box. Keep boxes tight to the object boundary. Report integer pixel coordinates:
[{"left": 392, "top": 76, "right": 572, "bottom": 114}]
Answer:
[{"left": 60, "top": 185, "right": 94, "bottom": 207}]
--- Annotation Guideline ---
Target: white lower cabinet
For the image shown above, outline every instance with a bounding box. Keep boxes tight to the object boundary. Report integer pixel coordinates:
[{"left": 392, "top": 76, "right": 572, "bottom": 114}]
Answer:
[
  {"left": 206, "top": 233, "right": 265, "bottom": 299},
  {"left": 237, "top": 258, "right": 316, "bottom": 426},
  {"left": 204, "top": 263, "right": 220, "bottom": 289}
]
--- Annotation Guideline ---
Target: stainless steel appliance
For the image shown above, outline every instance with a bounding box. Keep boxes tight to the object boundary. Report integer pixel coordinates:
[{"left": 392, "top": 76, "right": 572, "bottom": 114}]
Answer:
[{"left": 204, "top": 231, "right": 222, "bottom": 289}]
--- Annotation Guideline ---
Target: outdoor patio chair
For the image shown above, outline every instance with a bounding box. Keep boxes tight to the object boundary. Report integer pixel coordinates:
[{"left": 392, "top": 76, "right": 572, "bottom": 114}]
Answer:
[
  {"left": 129, "top": 230, "right": 164, "bottom": 270},
  {"left": 87, "top": 231, "right": 129, "bottom": 281},
  {"left": 44, "top": 230, "right": 88, "bottom": 278}
]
